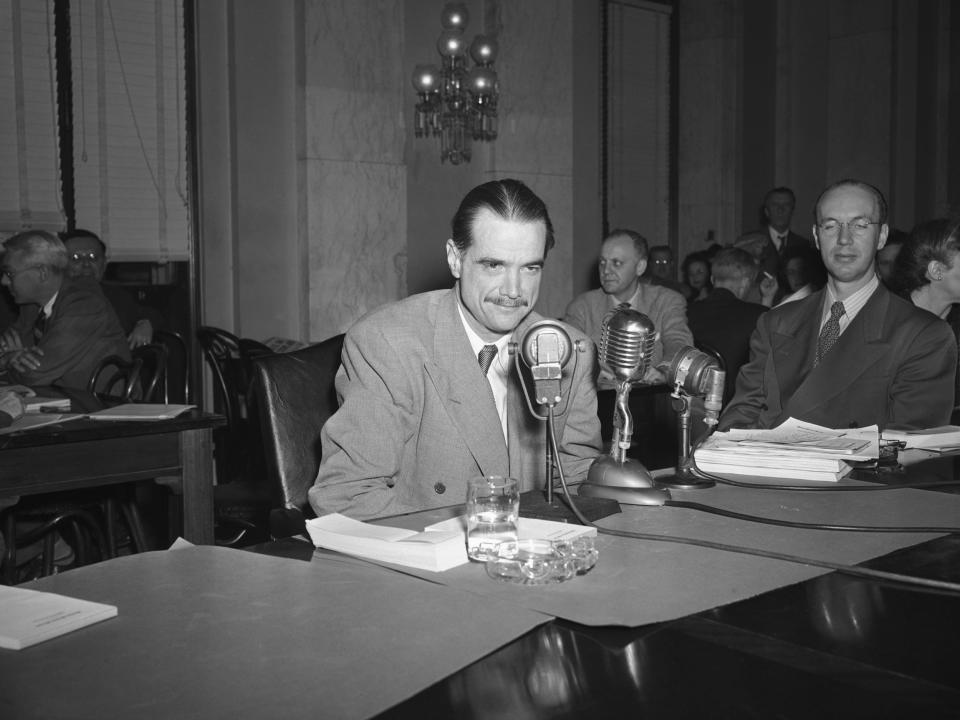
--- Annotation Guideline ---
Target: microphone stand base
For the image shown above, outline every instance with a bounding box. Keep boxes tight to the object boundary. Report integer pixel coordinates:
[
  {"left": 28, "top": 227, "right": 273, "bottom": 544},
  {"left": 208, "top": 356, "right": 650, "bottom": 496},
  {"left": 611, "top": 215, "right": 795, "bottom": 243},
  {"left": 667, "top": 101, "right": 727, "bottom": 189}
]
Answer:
[
  {"left": 519, "top": 490, "right": 621, "bottom": 523},
  {"left": 655, "top": 469, "right": 715, "bottom": 490}
]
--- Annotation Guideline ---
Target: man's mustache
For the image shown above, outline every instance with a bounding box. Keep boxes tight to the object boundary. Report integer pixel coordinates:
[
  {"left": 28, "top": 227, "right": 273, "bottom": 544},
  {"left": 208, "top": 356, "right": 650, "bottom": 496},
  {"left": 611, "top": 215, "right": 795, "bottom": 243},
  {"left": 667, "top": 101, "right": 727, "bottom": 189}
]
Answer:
[{"left": 490, "top": 297, "right": 528, "bottom": 308}]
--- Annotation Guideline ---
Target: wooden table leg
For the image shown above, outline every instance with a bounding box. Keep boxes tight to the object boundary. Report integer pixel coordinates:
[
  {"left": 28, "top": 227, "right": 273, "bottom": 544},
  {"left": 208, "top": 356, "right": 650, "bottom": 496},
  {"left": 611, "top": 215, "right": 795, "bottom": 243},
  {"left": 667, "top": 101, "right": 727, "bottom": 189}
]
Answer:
[{"left": 180, "top": 427, "right": 215, "bottom": 544}]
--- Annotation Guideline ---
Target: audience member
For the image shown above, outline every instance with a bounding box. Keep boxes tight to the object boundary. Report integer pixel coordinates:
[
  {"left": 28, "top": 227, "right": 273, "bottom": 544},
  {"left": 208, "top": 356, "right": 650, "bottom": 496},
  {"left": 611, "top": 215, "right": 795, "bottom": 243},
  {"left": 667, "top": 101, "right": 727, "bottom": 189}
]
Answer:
[
  {"left": 644, "top": 245, "right": 693, "bottom": 299},
  {"left": 564, "top": 229, "right": 694, "bottom": 385},
  {"left": 0, "top": 230, "right": 129, "bottom": 388},
  {"left": 687, "top": 247, "right": 768, "bottom": 404},
  {"left": 890, "top": 218, "right": 960, "bottom": 411},
  {"left": 719, "top": 179, "right": 955, "bottom": 431},
  {"left": 875, "top": 227, "right": 907, "bottom": 286},
  {"left": 777, "top": 245, "right": 827, "bottom": 306},
  {"left": 309, "top": 179, "right": 602, "bottom": 520},
  {"left": 61, "top": 229, "right": 162, "bottom": 348},
  {"left": 681, "top": 251, "right": 712, "bottom": 302}
]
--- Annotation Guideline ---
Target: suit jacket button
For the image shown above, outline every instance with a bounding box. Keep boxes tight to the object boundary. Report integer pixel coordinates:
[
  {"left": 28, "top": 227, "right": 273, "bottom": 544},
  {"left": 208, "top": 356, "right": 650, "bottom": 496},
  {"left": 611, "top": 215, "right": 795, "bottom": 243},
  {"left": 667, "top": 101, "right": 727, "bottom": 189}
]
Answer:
[{"left": 434, "top": 482, "right": 446, "bottom": 494}]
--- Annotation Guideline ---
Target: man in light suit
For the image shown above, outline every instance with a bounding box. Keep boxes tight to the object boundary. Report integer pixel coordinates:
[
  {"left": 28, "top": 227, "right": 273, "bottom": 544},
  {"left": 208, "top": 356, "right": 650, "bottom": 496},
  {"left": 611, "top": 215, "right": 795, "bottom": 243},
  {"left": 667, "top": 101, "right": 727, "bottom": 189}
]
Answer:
[
  {"left": 719, "top": 179, "right": 956, "bottom": 431},
  {"left": 309, "top": 179, "right": 601, "bottom": 520},
  {"left": 564, "top": 229, "right": 693, "bottom": 386},
  {"left": 0, "top": 230, "right": 130, "bottom": 389}
]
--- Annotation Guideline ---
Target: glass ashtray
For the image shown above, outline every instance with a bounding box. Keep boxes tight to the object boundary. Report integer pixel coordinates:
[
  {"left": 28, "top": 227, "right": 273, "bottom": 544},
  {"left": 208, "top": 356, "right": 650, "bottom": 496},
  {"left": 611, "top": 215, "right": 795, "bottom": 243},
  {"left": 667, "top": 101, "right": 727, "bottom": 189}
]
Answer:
[{"left": 485, "top": 537, "right": 599, "bottom": 585}]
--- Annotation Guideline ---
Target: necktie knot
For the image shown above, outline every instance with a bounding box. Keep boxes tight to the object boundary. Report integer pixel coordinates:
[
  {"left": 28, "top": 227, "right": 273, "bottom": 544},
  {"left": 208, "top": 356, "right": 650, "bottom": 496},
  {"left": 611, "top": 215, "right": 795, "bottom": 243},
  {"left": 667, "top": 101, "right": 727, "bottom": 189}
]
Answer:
[
  {"left": 816, "top": 301, "right": 845, "bottom": 365},
  {"left": 478, "top": 344, "right": 498, "bottom": 376}
]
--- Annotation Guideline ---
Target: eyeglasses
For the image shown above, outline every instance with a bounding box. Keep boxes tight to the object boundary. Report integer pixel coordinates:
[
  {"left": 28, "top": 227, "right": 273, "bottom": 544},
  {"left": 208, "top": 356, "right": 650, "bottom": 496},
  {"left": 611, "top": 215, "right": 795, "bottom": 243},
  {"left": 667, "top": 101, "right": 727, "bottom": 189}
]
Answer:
[
  {"left": 817, "top": 218, "right": 881, "bottom": 239},
  {"left": 69, "top": 251, "right": 102, "bottom": 263},
  {"left": 1, "top": 265, "right": 41, "bottom": 281}
]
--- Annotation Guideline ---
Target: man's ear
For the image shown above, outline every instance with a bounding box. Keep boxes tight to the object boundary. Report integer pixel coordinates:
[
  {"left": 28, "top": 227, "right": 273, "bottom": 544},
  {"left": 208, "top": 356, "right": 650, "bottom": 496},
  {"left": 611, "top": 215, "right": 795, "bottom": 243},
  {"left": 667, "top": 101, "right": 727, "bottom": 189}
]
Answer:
[
  {"left": 445, "top": 239, "right": 462, "bottom": 279},
  {"left": 636, "top": 258, "right": 648, "bottom": 278},
  {"left": 877, "top": 223, "right": 889, "bottom": 251},
  {"left": 812, "top": 225, "right": 820, "bottom": 250},
  {"left": 927, "top": 259, "right": 944, "bottom": 282}
]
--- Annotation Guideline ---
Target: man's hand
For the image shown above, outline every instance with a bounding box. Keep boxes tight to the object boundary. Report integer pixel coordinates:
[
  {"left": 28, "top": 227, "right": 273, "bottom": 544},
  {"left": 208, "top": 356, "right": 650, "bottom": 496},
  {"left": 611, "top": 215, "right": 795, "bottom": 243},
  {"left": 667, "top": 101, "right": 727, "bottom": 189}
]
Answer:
[
  {"left": 759, "top": 273, "right": 779, "bottom": 307},
  {"left": 127, "top": 319, "right": 154, "bottom": 349},
  {"left": 0, "top": 329, "right": 23, "bottom": 353},
  {"left": 5, "top": 347, "right": 44, "bottom": 374}
]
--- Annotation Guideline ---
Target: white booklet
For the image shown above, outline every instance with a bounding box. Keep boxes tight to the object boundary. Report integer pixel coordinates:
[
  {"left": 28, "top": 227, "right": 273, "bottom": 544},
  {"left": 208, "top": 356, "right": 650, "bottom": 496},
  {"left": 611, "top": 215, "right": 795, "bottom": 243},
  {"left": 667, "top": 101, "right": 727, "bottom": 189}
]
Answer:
[
  {"left": 0, "top": 585, "right": 117, "bottom": 650},
  {"left": 86, "top": 404, "right": 196, "bottom": 421}
]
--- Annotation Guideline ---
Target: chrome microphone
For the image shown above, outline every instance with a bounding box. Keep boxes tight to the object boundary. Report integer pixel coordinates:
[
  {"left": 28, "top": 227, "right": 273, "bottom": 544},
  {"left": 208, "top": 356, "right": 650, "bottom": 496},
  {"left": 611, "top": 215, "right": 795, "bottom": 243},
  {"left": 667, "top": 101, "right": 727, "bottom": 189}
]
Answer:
[
  {"left": 579, "top": 307, "right": 671, "bottom": 507},
  {"left": 598, "top": 308, "right": 657, "bottom": 384},
  {"left": 518, "top": 319, "right": 573, "bottom": 407},
  {"left": 669, "top": 346, "right": 725, "bottom": 426}
]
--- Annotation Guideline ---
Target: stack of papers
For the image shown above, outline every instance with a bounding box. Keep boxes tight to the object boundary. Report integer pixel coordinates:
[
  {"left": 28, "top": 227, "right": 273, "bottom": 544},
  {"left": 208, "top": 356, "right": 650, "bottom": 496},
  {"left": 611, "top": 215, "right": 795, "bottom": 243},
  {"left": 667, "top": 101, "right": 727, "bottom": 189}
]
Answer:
[
  {"left": 305, "top": 513, "right": 597, "bottom": 572},
  {"left": 0, "top": 586, "right": 117, "bottom": 650},
  {"left": 694, "top": 418, "right": 879, "bottom": 483}
]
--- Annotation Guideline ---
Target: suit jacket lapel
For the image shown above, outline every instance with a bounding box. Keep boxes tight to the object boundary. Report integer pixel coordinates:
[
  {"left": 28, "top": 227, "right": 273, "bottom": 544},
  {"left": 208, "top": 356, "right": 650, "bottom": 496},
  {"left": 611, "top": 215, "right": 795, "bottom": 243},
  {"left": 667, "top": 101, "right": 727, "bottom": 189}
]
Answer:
[
  {"left": 786, "top": 287, "right": 890, "bottom": 420},
  {"left": 423, "top": 289, "right": 509, "bottom": 476},
  {"left": 770, "top": 291, "right": 822, "bottom": 400}
]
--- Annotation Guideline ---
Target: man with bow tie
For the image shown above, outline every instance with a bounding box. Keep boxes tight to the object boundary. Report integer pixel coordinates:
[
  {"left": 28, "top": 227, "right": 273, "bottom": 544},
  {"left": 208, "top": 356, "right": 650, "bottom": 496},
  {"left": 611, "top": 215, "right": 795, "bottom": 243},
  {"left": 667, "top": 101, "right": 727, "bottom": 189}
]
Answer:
[{"left": 0, "top": 230, "right": 128, "bottom": 389}]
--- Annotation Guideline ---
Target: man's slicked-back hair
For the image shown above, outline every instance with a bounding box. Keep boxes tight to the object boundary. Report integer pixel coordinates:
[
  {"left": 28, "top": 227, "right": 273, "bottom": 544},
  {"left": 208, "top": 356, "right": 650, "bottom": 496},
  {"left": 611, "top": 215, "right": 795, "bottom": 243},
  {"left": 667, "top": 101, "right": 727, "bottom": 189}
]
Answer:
[
  {"left": 450, "top": 178, "right": 555, "bottom": 255},
  {"left": 815, "top": 179, "right": 888, "bottom": 224},
  {"left": 604, "top": 228, "right": 649, "bottom": 260},
  {"left": 3, "top": 229, "right": 69, "bottom": 274}
]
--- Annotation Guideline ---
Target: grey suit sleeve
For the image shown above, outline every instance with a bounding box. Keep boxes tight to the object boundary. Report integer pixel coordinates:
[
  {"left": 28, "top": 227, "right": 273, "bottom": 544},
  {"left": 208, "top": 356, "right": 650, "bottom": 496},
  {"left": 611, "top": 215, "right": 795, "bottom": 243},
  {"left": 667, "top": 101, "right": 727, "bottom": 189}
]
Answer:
[
  {"left": 309, "top": 324, "right": 419, "bottom": 520},
  {"left": 555, "top": 341, "right": 603, "bottom": 482},
  {"left": 563, "top": 296, "right": 590, "bottom": 336},
  {"left": 657, "top": 292, "right": 695, "bottom": 365},
  {"left": 717, "top": 315, "right": 771, "bottom": 430}
]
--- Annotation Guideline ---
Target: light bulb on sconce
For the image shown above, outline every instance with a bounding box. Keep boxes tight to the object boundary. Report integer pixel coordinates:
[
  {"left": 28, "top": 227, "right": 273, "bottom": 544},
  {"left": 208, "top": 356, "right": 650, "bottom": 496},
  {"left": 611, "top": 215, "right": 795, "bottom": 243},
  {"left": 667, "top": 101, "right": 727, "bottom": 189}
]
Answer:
[{"left": 411, "top": 2, "right": 500, "bottom": 164}]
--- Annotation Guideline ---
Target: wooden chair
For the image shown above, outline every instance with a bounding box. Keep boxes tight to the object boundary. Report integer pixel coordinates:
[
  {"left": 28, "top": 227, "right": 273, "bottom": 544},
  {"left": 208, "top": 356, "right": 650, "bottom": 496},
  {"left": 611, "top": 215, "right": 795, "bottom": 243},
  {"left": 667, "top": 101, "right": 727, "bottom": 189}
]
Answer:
[
  {"left": 154, "top": 329, "right": 190, "bottom": 404},
  {"left": 252, "top": 334, "right": 344, "bottom": 538},
  {"left": 87, "top": 354, "right": 144, "bottom": 402},
  {"left": 131, "top": 342, "right": 169, "bottom": 402}
]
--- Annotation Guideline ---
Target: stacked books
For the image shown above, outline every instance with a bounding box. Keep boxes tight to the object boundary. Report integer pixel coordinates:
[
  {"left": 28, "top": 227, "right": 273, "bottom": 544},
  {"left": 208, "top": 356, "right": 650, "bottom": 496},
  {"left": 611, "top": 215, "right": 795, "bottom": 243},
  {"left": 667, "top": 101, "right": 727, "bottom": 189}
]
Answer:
[{"left": 694, "top": 421, "right": 879, "bottom": 483}]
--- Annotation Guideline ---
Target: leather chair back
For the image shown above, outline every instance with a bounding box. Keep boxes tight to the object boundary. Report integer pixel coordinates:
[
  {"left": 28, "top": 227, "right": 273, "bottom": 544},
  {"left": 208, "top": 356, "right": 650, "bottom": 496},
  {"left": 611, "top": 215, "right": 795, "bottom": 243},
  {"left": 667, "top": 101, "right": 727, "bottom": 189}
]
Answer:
[{"left": 252, "top": 334, "right": 344, "bottom": 537}]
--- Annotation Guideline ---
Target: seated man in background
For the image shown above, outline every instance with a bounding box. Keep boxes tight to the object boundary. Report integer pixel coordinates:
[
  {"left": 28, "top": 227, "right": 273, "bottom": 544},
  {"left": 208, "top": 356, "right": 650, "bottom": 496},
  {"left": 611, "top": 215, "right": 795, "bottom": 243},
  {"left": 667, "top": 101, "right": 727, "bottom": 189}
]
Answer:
[
  {"left": 309, "top": 179, "right": 601, "bottom": 520},
  {"left": 61, "top": 229, "right": 163, "bottom": 349},
  {"left": 644, "top": 244, "right": 693, "bottom": 299},
  {"left": 0, "top": 230, "right": 129, "bottom": 388},
  {"left": 686, "top": 247, "right": 768, "bottom": 404},
  {"left": 719, "top": 179, "right": 955, "bottom": 431},
  {"left": 564, "top": 229, "right": 694, "bottom": 385}
]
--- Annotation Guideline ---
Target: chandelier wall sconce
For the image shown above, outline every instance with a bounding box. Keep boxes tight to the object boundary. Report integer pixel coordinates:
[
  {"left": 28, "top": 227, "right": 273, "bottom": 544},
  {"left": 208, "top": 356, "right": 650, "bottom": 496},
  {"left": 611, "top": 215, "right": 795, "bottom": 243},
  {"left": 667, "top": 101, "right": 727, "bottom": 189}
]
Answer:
[{"left": 411, "top": 2, "right": 499, "bottom": 164}]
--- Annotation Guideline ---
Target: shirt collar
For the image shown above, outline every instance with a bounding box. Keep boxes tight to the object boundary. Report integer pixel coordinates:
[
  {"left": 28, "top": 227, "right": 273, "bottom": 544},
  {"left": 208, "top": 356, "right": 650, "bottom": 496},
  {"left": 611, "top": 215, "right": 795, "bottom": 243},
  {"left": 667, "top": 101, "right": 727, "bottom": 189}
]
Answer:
[
  {"left": 456, "top": 300, "right": 512, "bottom": 376},
  {"left": 40, "top": 290, "right": 58, "bottom": 318}
]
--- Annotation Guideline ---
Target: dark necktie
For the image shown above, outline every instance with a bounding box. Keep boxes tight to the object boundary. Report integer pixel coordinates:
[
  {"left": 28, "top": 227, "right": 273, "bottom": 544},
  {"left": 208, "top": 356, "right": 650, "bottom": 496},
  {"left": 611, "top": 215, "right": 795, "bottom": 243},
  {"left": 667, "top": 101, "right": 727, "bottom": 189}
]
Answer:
[
  {"left": 816, "top": 301, "right": 845, "bottom": 365},
  {"left": 478, "top": 344, "right": 498, "bottom": 376},
  {"left": 33, "top": 311, "right": 47, "bottom": 343}
]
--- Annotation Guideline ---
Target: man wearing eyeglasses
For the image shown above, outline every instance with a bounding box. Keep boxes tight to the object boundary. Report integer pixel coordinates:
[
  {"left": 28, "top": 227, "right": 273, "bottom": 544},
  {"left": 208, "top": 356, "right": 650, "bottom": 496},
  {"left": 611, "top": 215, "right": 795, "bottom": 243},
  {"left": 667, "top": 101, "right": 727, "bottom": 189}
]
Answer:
[
  {"left": 0, "top": 230, "right": 129, "bottom": 389},
  {"left": 61, "top": 229, "right": 163, "bottom": 349},
  {"left": 719, "top": 179, "right": 955, "bottom": 431}
]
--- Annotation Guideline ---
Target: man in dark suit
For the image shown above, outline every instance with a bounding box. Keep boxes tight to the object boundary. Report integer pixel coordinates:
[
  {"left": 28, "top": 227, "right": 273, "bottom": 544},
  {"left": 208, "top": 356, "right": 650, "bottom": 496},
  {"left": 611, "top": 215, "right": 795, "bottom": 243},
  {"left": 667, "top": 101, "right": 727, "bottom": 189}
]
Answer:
[
  {"left": 62, "top": 229, "right": 163, "bottom": 349},
  {"left": 310, "top": 179, "right": 601, "bottom": 520},
  {"left": 687, "top": 247, "right": 767, "bottom": 404},
  {"left": 719, "top": 179, "right": 956, "bottom": 431},
  {"left": 0, "top": 230, "right": 130, "bottom": 389}
]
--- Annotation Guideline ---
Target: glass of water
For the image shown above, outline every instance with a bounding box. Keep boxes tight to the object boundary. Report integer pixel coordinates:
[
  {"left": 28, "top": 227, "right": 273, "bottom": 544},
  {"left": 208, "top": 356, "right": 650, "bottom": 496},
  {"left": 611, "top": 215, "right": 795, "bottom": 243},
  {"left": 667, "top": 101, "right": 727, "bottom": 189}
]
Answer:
[{"left": 465, "top": 475, "right": 520, "bottom": 562}]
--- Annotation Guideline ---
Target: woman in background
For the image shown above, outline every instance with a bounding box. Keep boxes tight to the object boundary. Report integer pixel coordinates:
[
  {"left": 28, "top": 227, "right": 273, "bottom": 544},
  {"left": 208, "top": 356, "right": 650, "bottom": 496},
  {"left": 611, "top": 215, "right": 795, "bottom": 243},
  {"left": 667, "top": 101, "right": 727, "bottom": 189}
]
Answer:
[
  {"left": 681, "top": 251, "right": 712, "bottom": 302},
  {"left": 892, "top": 218, "right": 960, "bottom": 417}
]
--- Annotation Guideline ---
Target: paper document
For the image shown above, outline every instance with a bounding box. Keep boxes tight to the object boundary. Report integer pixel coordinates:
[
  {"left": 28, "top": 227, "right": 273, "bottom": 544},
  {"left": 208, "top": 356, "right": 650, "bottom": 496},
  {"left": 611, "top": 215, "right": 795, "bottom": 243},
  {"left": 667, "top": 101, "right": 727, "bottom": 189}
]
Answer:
[
  {"left": 86, "top": 404, "right": 196, "bottom": 421},
  {"left": 0, "top": 585, "right": 117, "bottom": 650},
  {"left": 883, "top": 425, "right": 960, "bottom": 451}
]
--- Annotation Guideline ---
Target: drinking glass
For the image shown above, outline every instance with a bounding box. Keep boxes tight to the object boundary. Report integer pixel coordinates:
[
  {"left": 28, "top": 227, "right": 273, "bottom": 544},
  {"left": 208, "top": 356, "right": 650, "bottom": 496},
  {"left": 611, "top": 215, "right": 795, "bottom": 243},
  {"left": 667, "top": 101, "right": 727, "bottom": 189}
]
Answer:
[{"left": 465, "top": 475, "right": 520, "bottom": 561}]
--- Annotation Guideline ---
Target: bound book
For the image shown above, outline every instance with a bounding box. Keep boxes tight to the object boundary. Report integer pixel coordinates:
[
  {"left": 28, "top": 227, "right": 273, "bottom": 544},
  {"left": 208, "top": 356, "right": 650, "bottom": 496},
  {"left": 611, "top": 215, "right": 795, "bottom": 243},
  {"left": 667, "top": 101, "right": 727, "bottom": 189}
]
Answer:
[
  {"left": 694, "top": 458, "right": 853, "bottom": 483},
  {"left": 306, "top": 514, "right": 468, "bottom": 572},
  {"left": 0, "top": 585, "right": 117, "bottom": 650}
]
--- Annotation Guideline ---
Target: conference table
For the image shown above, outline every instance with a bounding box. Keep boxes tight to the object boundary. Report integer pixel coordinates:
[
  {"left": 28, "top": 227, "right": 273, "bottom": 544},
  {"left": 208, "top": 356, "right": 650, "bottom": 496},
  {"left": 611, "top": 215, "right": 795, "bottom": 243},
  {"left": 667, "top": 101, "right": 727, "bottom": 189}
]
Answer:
[
  {"left": 2, "top": 454, "right": 959, "bottom": 718},
  {"left": 0, "top": 394, "right": 223, "bottom": 546}
]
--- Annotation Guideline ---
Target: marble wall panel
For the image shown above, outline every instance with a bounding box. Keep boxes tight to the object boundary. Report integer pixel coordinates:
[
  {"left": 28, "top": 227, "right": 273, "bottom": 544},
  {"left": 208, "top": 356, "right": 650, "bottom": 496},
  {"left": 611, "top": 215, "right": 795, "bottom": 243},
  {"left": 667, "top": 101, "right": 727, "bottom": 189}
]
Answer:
[
  {"left": 304, "top": 0, "right": 405, "bottom": 164},
  {"left": 307, "top": 160, "right": 407, "bottom": 341}
]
